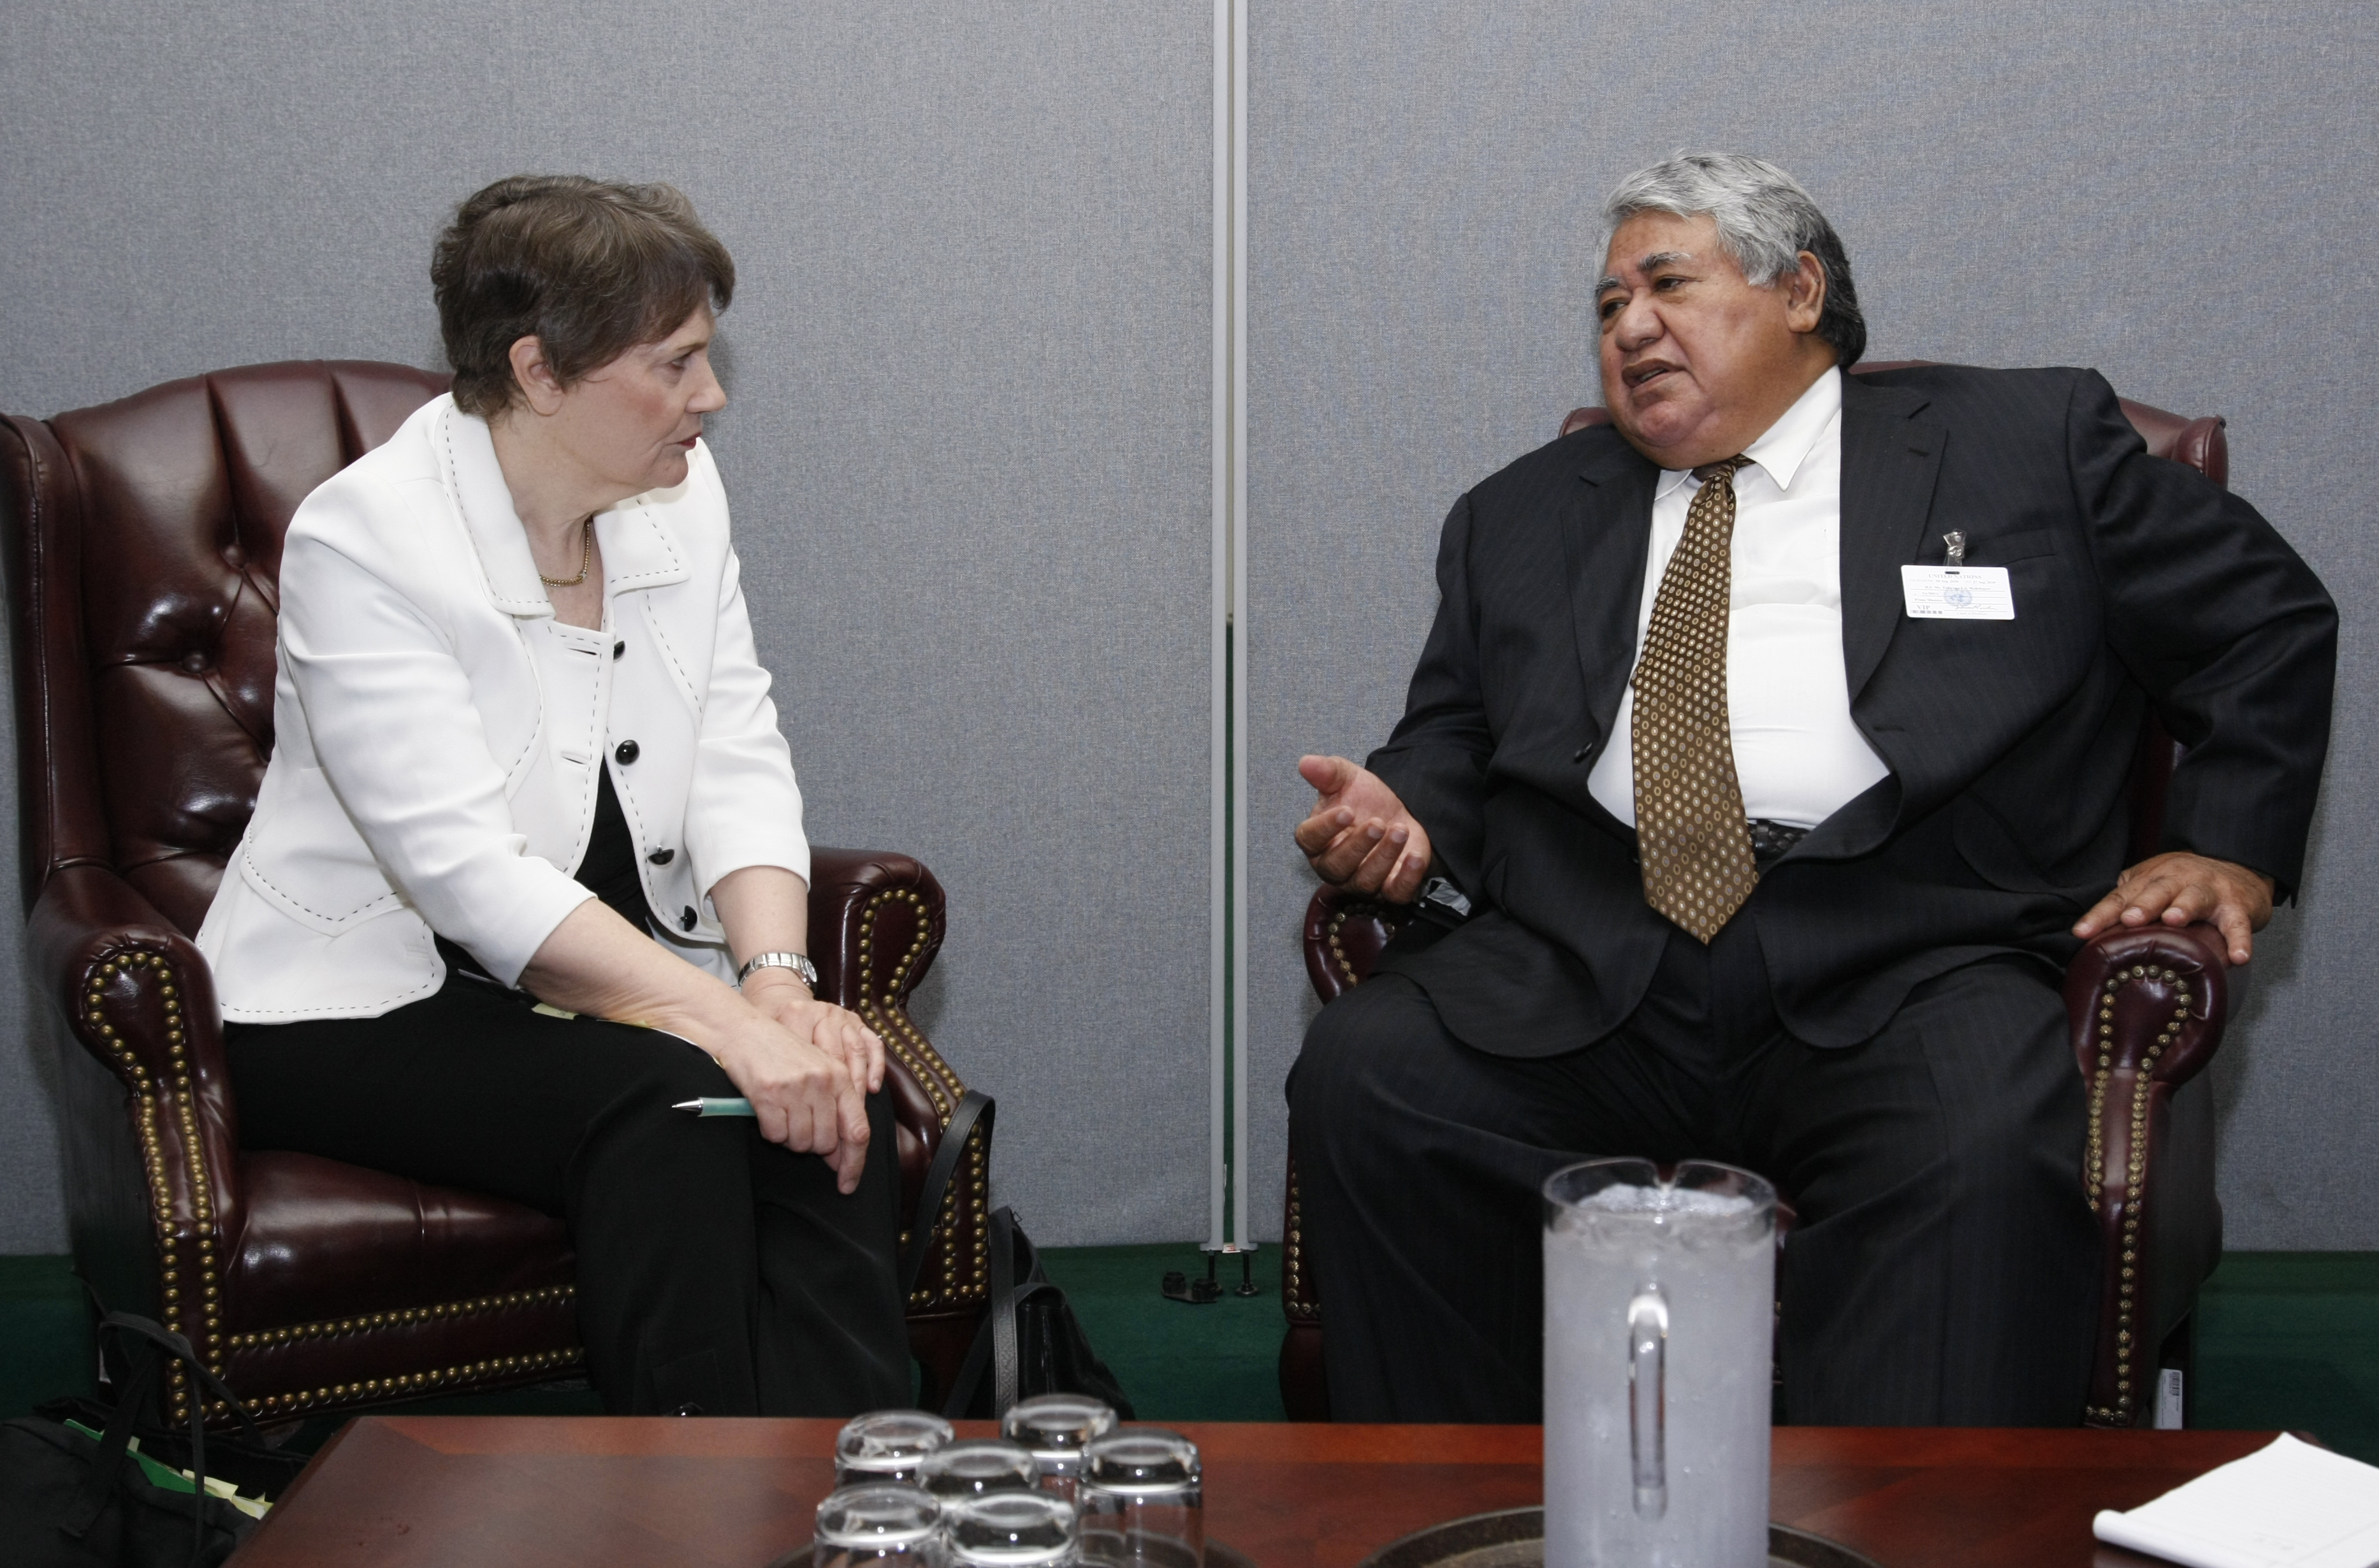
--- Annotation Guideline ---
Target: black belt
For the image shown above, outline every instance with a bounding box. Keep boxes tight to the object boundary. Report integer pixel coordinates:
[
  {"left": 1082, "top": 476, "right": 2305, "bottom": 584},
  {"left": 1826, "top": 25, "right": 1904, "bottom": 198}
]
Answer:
[
  {"left": 1746, "top": 818, "right": 1809, "bottom": 866},
  {"left": 1427, "top": 822, "right": 1811, "bottom": 926}
]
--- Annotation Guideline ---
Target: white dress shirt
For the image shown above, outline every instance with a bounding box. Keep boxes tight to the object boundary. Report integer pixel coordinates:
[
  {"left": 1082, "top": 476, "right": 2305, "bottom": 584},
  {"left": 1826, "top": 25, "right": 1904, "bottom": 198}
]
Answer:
[{"left": 1587, "top": 368, "right": 1890, "bottom": 831}]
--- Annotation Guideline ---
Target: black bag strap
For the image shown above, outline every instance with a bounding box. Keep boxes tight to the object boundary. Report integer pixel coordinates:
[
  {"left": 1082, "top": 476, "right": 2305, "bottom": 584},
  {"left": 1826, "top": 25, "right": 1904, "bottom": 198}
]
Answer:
[
  {"left": 96, "top": 1314, "right": 261, "bottom": 1451},
  {"left": 899, "top": 1090, "right": 994, "bottom": 1302},
  {"left": 61, "top": 1341, "right": 163, "bottom": 1540},
  {"left": 62, "top": 1313, "right": 259, "bottom": 1561},
  {"left": 940, "top": 1307, "right": 991, "bottom": 1418},
  {"left": 937, "top": 1205, "right": 1059, "bottom": 1419},
  {"left": 989, "top": 1205, "right": 1022, "bottom": 1414}
]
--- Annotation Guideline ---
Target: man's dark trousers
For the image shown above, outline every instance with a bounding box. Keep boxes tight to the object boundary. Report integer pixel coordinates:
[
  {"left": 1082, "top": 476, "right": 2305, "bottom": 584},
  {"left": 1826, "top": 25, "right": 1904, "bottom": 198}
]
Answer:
[{"left": 1288, "top": 899, "right": 2101, "bottom": 1426}]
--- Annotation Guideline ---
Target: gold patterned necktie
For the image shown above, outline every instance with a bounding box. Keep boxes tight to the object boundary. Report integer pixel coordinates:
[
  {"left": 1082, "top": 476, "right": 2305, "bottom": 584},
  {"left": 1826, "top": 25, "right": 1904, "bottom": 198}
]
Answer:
[{"left": 1631, "top": 455, "right": 1758, "bottom": 943}]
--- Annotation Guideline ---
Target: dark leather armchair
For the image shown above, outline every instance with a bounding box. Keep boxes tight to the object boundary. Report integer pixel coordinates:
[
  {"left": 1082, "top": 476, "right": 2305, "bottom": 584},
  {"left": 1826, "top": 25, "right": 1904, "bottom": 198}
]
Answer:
[
  {"left": 1281, "top": 368, "right": 2237, "bottom": 1430},
  {"left": 1, "top": 361, "right": 990, "bottom": 1426}
]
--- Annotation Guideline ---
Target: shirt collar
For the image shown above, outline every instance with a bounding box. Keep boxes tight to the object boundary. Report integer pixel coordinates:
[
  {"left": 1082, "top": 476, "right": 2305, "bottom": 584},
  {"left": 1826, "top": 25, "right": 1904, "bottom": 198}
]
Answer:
[{"left": 1655, "top": 366, "right": 1844, "bottom": 498}]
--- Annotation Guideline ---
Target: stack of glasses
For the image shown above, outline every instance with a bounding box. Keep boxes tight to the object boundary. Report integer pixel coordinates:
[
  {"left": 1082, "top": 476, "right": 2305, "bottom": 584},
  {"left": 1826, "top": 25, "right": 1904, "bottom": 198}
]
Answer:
[{"left": 813, "top": 1397, "right": 1202, "bottom": 1567}]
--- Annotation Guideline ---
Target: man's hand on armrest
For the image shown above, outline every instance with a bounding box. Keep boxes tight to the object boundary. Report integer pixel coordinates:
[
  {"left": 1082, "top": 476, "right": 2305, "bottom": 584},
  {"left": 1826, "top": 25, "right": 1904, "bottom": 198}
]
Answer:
[
  {"left": 1295, "top": 755, "right": 1435, "bottom": 904},
  {"left": 2072, "top": 851, "right": 2276, "bottom": 966}
]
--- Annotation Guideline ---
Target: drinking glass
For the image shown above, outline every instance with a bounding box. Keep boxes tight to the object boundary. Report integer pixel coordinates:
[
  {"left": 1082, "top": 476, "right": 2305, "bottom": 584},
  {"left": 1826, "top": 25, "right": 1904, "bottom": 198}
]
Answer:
[
  {"left": 813, "top": 1483, "right": 945, "bottom": 1568},
  {"left": 1543, "top": 1158, "right": 1776, "bottom": 1568},
  {"left": 945, "top": 1488, "right": 1080, "bottom": 1567},
  {"left": 836, "top": 1410, "right": 956, "bottom": 1488},
  {"left": 999, "top": 1393, "right": 1117, "bottom": 1500},
  {"left": 920, "top": 1439, "right": 1040, "bottom": 1503},
  {"left": 1077, "top": 1427, "right": 1202, "bottom": 1568}
]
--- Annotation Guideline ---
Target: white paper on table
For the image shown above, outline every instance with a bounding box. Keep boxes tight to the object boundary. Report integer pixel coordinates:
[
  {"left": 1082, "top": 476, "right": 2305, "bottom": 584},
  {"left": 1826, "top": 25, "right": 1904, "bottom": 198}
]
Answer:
[{"left": 2092, "top": 1435, "right": 2379, "bottom": 1568}]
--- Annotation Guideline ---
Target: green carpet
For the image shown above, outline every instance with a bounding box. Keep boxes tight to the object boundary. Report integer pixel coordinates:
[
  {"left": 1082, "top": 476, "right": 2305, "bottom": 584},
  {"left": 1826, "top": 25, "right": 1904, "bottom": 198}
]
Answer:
[
  {"left": 0, "top": 1254, "right": 94, "bottom": 1419},
  {"left": 2192, "top": 1251, "right": 2379, "bottom": 1461},
  {"left": 2, "top": 1248, "right": 2371, "bottom": 1456},
  {"left": 1037, "top": 1244, "right": 1287, "bottom": 1423}
]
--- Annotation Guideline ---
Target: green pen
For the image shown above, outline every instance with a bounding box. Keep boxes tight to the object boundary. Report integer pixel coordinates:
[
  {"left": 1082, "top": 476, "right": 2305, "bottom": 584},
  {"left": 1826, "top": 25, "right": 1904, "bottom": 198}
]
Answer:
[{"left": 673, "top": 1098, "right": 755, "bottom": 1117}]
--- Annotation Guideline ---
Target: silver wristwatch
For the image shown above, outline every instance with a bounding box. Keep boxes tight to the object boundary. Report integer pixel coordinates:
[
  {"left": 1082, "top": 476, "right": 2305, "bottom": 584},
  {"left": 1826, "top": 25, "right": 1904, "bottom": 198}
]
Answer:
[{"left": 737, "top": 950, "right": 817, "bottom": 989}]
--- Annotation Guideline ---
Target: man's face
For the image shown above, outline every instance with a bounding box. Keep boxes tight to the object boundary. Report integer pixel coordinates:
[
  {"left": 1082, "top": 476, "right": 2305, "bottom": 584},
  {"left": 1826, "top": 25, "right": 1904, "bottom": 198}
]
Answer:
[{"left": 1595, "top": 210, "right": 1831, "bottom": 468}]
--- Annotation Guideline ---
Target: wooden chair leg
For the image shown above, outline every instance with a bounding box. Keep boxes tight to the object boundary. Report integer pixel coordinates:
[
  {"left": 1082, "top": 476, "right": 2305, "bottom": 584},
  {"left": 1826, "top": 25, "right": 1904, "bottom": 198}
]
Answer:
[
  {"left": 909, "top": 1314, "right": 982, "bottom": 1412},
  {"left": 2154, "top": 1312, "right": 2197, "bottom": 1429},
  {"left": 1278, "top": 1322, "right": 1329, "bottom": 1421}
]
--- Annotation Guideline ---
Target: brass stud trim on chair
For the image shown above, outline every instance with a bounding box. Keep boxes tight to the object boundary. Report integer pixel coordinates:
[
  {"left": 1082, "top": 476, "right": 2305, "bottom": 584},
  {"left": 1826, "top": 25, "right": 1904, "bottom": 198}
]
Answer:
[
  {"left": 223, "top": 1284, "right": 579, "bottom": 1351},
  {"left": 857, "top": 887, "right": 957, "bottom": 1117},
  {"left": 1295, "top": 898, "right": 1411, "bottom": 1324},
  {"left": 205, "top": 1345, "right": 585, "bottom": 1421},
  {"left": 82, "top": 947, "right": 225, "bottom": 1425},
  {"left": 1326, "top": 908, "right": 1361, "bottom": 989},
  {"left": 1283, "top": 1165, "right": 1316, "bottom": 1322},
  {"left": 2082, "top": 967, "right": 2193, "bottom": 1426},
  {"left": 1324, "top": 898, "right": 1408, "bottom": 992},
  {"left": 854, "top": 885, "right": 990, "bottom": 1312}
]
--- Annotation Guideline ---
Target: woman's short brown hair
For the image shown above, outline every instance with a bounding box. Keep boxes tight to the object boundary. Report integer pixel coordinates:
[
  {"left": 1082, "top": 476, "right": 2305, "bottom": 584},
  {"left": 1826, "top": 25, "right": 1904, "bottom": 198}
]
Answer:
[{"left": 432, "top": 175, "right": 735, "bottom": 418}]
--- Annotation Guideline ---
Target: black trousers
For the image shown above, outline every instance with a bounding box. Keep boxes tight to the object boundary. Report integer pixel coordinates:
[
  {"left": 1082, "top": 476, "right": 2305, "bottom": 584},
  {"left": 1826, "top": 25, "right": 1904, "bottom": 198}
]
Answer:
[
  {"left": 226, "top": 976, "right": 910, "bottom": 1417},
  {"left": 1288, "top": 918, "right": 2100, "bottom": 1425}
]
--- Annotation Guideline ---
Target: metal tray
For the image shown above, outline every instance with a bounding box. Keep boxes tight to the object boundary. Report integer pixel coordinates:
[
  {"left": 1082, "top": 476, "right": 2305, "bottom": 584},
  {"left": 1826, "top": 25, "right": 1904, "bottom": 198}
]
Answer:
[{"left": 1357, "top": 1506, "right": 1882, "bottom": 1568}]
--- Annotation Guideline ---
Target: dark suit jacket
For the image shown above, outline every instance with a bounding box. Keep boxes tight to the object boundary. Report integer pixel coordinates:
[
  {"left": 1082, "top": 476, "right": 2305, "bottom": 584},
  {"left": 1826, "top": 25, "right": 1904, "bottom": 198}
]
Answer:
[{"left": 1368, "top": 366, "right": 2336, "bottom": 1056}]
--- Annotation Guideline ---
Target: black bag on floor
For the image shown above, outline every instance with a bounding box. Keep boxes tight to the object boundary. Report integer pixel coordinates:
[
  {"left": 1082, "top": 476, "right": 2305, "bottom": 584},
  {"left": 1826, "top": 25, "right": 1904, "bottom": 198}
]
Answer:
[
  {"left": 31, "top": 1397, "right": 307, "bottom": 1507},
  {"left": 0, "top": 1313, "right": 265, "bottom": 1567},
  {"left": 899, "top": 1092, "right": 1134, "bottom": 1420}
]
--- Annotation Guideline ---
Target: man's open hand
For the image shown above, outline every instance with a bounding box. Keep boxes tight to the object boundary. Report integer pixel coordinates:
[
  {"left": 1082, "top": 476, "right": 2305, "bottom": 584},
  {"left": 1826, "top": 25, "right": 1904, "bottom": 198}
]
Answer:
[
  {"left": 2072, "top": 851, "right": 2276, "bottom": 966},
  {"left": 1294, "top": 755, "right": 1434, "bottom": 903}
]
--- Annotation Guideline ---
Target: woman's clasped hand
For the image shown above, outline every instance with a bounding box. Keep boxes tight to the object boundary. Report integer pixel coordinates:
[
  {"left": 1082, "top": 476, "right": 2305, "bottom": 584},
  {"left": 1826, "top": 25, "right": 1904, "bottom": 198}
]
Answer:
[{"left": 729, "top": 972, "right": 889, "bottom": 1191}]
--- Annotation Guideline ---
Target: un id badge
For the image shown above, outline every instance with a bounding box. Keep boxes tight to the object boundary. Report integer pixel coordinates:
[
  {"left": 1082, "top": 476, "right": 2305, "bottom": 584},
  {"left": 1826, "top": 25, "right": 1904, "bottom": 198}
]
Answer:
[{"left": 1901, "top": 565, "right": 2014, "bottom": 620}]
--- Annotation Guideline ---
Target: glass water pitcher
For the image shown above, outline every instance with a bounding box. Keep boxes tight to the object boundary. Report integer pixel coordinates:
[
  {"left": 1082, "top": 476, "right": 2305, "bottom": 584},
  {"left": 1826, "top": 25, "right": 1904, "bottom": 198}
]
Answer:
[{"left": 1542, "top": 1158, "right": 1777, "bottom": 1568}]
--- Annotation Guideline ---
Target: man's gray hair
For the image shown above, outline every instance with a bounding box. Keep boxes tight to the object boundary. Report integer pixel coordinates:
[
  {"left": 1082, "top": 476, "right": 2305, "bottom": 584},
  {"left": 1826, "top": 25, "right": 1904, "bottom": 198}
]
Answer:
[{"left": 1601, "top": 152, "right": 1866, "bottom": 367}]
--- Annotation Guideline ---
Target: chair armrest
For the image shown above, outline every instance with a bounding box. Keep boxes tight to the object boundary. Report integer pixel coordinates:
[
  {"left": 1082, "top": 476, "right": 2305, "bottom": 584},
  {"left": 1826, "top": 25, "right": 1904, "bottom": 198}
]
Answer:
[
  {"left": 806, "top": 848, "right": 945, "bottom": 1010},
  {"left": 2065, "top": 921, "right": 2234, "bottom": 1426},
  {"left": 25, "top": 860, "right": 241, "bottom": 1377},
  {"left": 1303, "top": 885, "right": 1414, "bottom": 1003},
  {"left": 805, "top": 846, "right": 986, "bottom": 1320}
]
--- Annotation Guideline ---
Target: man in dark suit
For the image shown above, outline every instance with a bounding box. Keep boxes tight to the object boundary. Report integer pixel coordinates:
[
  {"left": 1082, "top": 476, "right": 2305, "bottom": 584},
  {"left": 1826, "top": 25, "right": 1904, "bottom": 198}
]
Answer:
[{"left": 1289, "top": 153, "right": 2334, "bottom": 1425}]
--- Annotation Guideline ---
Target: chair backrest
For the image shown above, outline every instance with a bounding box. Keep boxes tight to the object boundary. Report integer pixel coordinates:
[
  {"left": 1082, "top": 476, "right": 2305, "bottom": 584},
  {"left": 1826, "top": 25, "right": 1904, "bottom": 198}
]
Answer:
[
  {"left": 1304, "top": 363, "right": 2227, "bottom": 1003},
  {"left": 3, "top": 361, "right": 450, "bottom": 934},
  {"left": 1555, "top": 359, "right": 2229, "bottom": 485}
]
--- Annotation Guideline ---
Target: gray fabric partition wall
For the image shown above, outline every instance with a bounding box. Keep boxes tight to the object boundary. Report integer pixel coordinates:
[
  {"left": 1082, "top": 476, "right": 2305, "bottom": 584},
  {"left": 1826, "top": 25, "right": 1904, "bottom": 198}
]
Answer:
[
  {"left": 1246, "top": 1, "right": 2379, "bottom": 1247},
  {"left": 0, "top": 0, "right": 1214, "bottom": 1251}
]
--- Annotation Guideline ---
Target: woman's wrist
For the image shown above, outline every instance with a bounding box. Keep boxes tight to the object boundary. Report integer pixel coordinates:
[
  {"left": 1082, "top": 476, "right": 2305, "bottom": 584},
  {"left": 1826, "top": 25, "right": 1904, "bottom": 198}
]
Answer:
[
  {"left": 629, "top": 963, "right": 783, "bottom": 1061},
  {"left": 740, "top": 968, "right": 815, "bottom": 1008}
]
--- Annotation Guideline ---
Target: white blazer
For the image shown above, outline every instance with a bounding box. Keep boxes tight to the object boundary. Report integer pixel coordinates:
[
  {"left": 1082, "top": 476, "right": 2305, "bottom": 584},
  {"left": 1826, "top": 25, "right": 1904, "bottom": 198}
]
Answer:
[{"left": 196, "top": 395, "right": 808, "bottom": 1022}]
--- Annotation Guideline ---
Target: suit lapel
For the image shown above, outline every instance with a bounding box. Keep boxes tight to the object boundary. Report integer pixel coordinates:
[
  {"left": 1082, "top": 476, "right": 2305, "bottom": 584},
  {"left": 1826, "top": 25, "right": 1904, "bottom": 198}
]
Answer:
[
  {"left": 1562, "top": 435, "right": 1659, "bottom": 759},
  {"left": 1838, "top": 376, "right": 1947, "bottom": 702}
]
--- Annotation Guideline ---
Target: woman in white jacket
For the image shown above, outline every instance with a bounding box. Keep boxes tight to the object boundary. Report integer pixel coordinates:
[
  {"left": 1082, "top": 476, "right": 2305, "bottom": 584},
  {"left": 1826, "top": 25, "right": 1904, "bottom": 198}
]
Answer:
[{"left": 198, "top": 177, "right": 908, "bottom": 1416}]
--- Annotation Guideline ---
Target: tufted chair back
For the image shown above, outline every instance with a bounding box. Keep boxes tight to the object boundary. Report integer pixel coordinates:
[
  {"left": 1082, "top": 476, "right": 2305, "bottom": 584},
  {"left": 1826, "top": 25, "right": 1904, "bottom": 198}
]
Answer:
[{"left": 12, "top": 361, "right": 449, "bottom": 933}]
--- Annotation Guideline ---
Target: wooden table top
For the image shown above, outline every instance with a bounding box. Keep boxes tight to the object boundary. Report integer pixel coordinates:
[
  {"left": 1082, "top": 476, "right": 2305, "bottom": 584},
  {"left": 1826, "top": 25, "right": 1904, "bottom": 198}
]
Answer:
[{"left": 232, "top": 1416, "right": 2278, "bottom": 1567}]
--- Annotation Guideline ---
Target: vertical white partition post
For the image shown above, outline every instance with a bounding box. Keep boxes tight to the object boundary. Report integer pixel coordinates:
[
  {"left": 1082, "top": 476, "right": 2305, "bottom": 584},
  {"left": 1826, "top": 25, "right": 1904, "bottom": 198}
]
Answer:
[{"left": 1207, "top": 0, "right": 1252, "bottom": 1261}]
